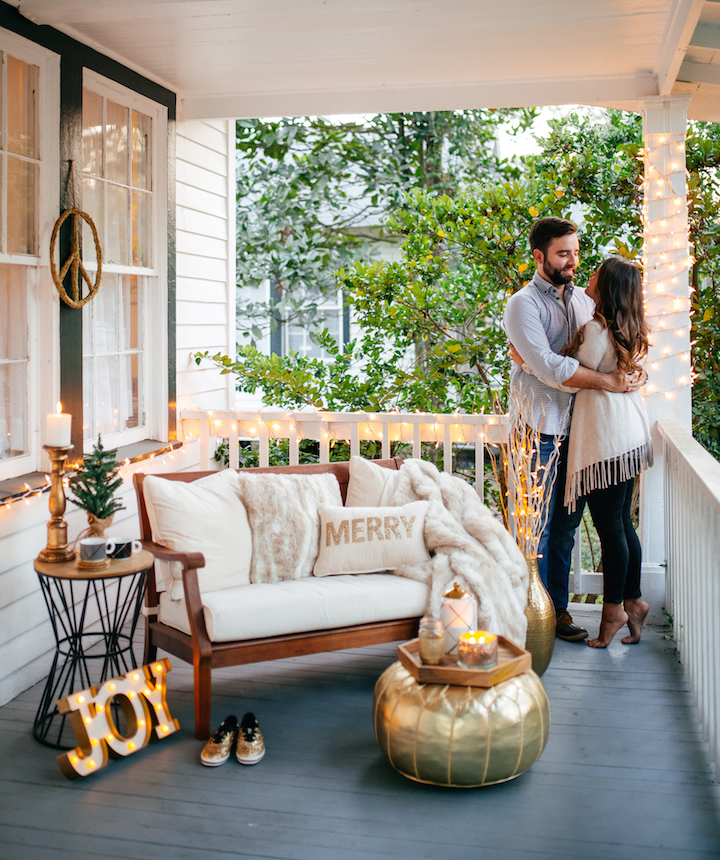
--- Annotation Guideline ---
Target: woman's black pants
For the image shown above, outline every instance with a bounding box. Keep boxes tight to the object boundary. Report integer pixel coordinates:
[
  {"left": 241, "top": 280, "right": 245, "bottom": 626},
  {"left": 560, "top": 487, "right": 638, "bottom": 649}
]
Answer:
[{"left": 585, "top": 478, "right": 642, "bottom": 605}]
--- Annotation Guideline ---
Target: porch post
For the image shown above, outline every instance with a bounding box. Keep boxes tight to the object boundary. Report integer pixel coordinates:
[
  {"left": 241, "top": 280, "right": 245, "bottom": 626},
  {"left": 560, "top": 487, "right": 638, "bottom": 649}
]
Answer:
[{"left": 639, "top": 94, "right": 692, "bottom": 613}]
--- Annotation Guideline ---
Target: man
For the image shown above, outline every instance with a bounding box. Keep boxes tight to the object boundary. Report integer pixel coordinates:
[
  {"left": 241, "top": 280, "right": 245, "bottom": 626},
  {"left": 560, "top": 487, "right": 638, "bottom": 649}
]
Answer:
[{"left": 504, "top": 217, "right": 640, "bottom": 641}]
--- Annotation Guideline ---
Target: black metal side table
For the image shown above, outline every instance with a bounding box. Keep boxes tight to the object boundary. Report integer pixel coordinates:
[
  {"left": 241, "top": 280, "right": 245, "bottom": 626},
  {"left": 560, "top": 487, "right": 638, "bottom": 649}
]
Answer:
[{"left": 33, "top": 550, "right": 154, "bottom": 749}]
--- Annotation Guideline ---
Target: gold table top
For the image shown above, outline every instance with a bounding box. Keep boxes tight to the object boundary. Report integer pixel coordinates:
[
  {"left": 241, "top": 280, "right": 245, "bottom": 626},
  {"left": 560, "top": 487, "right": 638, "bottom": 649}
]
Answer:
[{"left": 34, "top": 549, "right": 154, "bottom": 580}]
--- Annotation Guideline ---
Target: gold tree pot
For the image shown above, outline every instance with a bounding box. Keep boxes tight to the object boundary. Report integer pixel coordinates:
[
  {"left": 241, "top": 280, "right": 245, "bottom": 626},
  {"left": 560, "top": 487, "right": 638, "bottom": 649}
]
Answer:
[{"left": 524, "top": 556, "right": 555, "bottom": 676}]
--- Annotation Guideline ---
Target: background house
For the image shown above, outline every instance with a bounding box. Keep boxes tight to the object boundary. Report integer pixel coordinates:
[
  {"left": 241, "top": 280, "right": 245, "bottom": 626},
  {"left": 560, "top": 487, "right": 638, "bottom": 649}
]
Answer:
[{"left": 0, "top": 0, "right": 718, "bottom": 714}]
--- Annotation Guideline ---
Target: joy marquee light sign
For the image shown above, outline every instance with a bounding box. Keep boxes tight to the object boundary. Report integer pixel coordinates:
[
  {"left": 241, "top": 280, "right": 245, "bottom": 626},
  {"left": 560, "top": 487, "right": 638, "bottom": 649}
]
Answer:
[{"left": 56, "top": 658, "right": 179, "bottom": 780}]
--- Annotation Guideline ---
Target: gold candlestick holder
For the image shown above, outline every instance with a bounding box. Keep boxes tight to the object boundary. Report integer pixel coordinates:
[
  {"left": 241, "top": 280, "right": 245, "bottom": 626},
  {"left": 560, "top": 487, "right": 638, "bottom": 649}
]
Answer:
[{"left": 37, "top": 444, "right": 76, "bottom": 564}]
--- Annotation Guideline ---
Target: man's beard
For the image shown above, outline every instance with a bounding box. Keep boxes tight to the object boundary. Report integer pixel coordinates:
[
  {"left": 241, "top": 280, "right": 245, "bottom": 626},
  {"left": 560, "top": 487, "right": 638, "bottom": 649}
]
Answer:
[{"left": 544, "top": 262, "right": 575, "bottom": 286}]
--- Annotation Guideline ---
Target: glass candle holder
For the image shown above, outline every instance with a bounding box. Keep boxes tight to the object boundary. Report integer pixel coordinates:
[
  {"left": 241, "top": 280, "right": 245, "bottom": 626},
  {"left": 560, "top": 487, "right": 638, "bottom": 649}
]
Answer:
[
  {"left": 418, "top": 616, "right": 445, "bottom": 665},
  {"left": 457, "top": 631, "right": 498, "bottom": 670}
]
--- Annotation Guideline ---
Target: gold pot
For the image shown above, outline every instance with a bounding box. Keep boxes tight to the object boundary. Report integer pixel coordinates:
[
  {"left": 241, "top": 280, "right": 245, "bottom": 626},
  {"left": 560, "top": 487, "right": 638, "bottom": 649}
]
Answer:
[{"left": 524, "top": 556, "right": 555, "bottom": 676}]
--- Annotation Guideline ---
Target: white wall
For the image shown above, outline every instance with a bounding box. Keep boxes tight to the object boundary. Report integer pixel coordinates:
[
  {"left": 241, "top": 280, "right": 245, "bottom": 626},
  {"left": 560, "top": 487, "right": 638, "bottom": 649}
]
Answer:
[{"left": 176, "top": 119, "right": 236, "bottom": 425}]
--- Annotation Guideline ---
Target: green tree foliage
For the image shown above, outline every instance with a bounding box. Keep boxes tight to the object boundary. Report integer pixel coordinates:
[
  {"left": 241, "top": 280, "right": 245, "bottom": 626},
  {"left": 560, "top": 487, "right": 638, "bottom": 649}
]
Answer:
[
  {"left": 205, "top": 108, "right": 720, "bottom": 458},
  {"left": 68, "top": 436, "right": 125, "bottom": 519},
  {"left": 235, "top": 110, "right": 533, "bottom": 340}
]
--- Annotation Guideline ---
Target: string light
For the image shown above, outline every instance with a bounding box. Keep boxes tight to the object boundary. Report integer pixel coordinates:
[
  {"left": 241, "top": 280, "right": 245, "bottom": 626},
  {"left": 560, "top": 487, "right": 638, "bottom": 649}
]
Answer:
[{"left": 641, "top": 130, "right": 692, "bottom": 400}]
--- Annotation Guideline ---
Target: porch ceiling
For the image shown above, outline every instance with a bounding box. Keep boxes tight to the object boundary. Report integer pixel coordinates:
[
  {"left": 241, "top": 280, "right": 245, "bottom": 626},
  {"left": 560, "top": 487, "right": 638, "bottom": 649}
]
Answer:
[{"left": 11, "top": 0, "right": 720, "bottom": 121}]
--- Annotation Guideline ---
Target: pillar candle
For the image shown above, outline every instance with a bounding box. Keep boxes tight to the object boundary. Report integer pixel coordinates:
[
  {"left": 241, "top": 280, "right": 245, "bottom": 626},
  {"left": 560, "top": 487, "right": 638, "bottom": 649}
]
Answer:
[{"left": 46, "top": 404, "right": 72, "bottom": 447}]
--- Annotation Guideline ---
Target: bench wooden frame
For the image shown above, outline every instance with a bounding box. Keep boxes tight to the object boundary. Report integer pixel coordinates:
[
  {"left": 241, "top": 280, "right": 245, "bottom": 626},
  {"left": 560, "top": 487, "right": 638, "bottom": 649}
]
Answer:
[{"left": 133, "top": 457, "right": 421, "bottom": 738}]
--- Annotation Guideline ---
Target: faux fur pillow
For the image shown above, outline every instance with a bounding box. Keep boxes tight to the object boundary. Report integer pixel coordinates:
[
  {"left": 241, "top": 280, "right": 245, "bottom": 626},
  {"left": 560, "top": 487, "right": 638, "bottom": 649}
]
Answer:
[
  {"left": 235, "top": 472, "right": 342, "bottom": 583},
  {"left": 313, "top": 501, "right": 430, "bottom": 577}
]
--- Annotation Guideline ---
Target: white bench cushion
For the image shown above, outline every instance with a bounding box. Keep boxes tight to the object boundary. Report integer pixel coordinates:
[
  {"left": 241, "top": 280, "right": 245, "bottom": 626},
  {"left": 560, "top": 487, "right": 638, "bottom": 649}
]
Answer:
[{"left": 158, "top": 573, "right": 428, "bottom": 642}]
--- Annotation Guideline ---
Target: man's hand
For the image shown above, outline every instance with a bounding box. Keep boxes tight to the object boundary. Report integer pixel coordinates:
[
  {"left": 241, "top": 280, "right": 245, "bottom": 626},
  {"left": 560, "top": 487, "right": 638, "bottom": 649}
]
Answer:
[{"left": 509, "top": 343, "right": 524, "bottom": 365}]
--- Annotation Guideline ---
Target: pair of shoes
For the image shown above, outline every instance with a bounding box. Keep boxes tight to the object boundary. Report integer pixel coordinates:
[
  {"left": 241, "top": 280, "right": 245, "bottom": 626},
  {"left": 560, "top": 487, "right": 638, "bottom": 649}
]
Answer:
[
  {"left": 200, "top": 712, "right": 265, "bottom": 767},
  {"left": 555, "top": 608, "right": 589, "bottom": 642}
]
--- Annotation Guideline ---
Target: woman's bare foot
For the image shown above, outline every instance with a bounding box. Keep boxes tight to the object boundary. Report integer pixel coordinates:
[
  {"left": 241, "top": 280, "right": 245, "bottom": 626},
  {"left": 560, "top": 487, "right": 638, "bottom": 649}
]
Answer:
[
  {"left": 587, "top": 604, "right": 628, "bottom": 648},
  {"left": 621, "top": 598, "right": 649, "bottom": 644}
]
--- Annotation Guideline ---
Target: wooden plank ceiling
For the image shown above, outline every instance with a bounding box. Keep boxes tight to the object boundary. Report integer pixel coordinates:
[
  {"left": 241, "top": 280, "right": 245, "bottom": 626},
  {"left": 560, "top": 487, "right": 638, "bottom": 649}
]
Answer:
[{"left": 11, "top": 0, "right": 720, "bottom": 121}]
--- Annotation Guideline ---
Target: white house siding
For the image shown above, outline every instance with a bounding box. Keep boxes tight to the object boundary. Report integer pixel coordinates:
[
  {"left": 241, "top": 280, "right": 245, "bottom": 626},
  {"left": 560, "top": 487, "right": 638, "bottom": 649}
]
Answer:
[{"left": 176, "top": 119, "right": 236, "bottom": 428}]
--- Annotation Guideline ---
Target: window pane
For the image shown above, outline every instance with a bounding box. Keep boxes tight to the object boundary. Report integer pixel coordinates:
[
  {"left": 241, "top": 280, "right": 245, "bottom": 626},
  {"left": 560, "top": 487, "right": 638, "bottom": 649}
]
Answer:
[
  {"left": 82, "top": 292, "right": 93, "bottom": 354},
  {"left": 131, "top": 189, "right": 150, "bottom": 267},
  {"left": 82, "top": 89, "right": 103, "bottom": 177},
  {"left": 121, "top": 275, "right": 141, "bottom": 350},
  {"left": 0, "top": 264, "right": 27, "bottom": 360},
  {"left": 106, "top": 100, "right": 128, "bottom": 185},
  {"left": 82, "top": 176, "right": 103, "bottom": 265},
  {"left": 94, "top": 273, "right": 118, "bottom": 353},
  {"left": 0, "top": 363, "right": 27, "bottom": 460},
  {"left": 122, "top": 353, "right": 142, "bottom": 429},
  {"left": 106, "top": 184, "right": 129, "bottom": 265},
  {"left": 82, "top": 356, "right": 93, "bottom": 441},
  {"left": 7, "top": 56, "right": 38, "bottom": 158},
  {"left": 131, "top": 110, "right": 151, "bottom": 190},
  {"left": 7, "top": 157, "right": 37, "bottom": 254},
  {"left": 93, "top": 355, "right": 119, "bottom": 437},
  {"left": 0, "top": 265, "right": 28, "bottom": 460}
]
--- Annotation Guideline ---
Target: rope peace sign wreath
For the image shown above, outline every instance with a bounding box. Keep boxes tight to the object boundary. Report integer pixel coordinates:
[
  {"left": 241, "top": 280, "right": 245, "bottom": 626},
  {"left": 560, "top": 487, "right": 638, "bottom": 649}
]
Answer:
[{"left": 50, "top": 208, "right": 103, "bottom": 309}]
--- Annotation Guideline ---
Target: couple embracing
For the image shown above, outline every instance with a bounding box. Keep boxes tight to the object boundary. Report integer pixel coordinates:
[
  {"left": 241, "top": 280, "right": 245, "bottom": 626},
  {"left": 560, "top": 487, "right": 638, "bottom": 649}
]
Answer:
[{"left": 504, "top": 217, "right": 653, "bottom": 649}]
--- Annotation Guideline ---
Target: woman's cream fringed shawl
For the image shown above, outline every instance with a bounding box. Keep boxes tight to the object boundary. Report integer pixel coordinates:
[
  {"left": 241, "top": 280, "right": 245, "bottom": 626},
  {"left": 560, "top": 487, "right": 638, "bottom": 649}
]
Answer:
[{"left": 563, "top": 319, "right": 653, "bottom": 511}]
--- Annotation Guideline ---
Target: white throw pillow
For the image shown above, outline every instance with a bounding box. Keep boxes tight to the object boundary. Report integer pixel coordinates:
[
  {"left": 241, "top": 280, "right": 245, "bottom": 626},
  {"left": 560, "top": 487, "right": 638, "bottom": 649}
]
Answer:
[
  {"left": 313, "top": 500, "right": 430, "bottom": 577},
  {"left": 235, "top": 472, "right": 342, "bottom": 583},
  {"left": 143, "top": 470, "right": 252, "bottom": 600},
  {"left": 345, "top": 455, "right": 401, "bottom": 507}
]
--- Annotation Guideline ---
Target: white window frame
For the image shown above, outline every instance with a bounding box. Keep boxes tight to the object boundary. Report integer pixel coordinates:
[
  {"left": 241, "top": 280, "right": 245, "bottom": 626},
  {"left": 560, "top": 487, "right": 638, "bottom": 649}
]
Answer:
[
  {"left": 0, "top": 29, "right": 59, "bottom": 482},
  {"left": 81, "top": 70, "right": 168, "bottom": 453}
]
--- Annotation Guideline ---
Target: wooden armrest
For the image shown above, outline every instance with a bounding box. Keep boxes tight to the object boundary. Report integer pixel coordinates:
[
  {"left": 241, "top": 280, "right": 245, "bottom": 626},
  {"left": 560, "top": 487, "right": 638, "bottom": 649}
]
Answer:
[{"left": 141, "top": 540, "right": 205, "bottom": 570}]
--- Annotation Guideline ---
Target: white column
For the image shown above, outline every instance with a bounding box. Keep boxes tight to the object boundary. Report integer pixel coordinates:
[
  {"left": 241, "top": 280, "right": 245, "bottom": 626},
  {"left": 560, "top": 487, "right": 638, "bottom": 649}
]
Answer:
[{"left": 639, "top": 95, "right": 692, "bottom": 612}]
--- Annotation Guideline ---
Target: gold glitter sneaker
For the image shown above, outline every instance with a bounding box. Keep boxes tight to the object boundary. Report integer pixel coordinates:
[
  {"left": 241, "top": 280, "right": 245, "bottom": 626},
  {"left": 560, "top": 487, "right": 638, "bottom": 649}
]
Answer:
[
  {"left": 236, "top": 712, "right": 265, "bottom": 765},
  {"left": 200, "top": 715, "right": 238, "bottom": 767}
]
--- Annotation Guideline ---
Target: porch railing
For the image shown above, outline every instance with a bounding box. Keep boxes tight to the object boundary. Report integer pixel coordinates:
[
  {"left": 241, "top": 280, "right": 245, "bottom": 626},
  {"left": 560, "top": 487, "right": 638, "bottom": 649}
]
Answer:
[
  {"left": 659, "top": 419, "right": 720, "bottom": 776},
  {"left": 180, "top": 408, "right": 593, "bottom": 590},
  {"left": 180, "top": 409, "right": 507, "bottom": 499}
]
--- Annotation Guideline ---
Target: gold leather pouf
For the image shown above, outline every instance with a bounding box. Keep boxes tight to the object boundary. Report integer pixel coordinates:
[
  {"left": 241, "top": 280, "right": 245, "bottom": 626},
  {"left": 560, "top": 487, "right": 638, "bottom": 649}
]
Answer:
[{"left": 373, "top": 662, "right": 549, "bottom": 788}]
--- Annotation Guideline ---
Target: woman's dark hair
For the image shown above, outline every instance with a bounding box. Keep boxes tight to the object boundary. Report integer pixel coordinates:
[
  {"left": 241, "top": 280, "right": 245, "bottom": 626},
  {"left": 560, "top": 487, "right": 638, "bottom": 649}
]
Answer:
[
  {"left": 528, "top": 217, "right": 577, "bottom": 257},
  {"left": 564, "top": 256, "right": 650, "bottom": 373}
]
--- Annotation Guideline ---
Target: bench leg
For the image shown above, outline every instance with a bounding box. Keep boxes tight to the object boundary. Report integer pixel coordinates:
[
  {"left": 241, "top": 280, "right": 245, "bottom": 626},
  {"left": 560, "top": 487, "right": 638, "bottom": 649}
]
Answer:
[{"left": 194, "top": 654, "right": 212, "bottom": 739}]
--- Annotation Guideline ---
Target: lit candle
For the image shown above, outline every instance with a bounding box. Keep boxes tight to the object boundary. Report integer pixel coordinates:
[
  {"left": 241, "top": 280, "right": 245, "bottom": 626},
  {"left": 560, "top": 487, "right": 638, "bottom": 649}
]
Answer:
[
  {"left": 457, "top": 631, "right": 498, "bottom": 670},
  {"left": 46, "top": 402, "right": 72, "bottom": 447}
]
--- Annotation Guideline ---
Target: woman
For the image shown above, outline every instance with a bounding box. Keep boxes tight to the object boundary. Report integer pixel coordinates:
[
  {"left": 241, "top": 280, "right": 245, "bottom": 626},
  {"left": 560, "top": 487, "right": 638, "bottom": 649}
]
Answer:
[{"left": 517, "top": 256, "right": 653, "bottom": 647}]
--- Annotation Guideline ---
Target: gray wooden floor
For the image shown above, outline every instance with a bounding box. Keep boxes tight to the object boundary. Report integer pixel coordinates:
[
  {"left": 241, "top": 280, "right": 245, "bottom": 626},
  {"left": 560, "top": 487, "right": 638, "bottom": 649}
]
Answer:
[{"left": 1, "top": 608, "right": 719, "bottom": 860}]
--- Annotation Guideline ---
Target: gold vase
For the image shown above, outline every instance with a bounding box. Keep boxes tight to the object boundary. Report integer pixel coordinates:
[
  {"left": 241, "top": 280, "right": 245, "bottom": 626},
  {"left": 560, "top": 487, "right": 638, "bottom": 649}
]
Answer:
[{"left": 524, "top": 556, "right": 555, "bottom": 676}]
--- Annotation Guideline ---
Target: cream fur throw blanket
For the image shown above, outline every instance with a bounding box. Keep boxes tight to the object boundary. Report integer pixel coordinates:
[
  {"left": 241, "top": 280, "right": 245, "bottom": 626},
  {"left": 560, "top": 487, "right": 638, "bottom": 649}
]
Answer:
[{"left": 390, "top": 459, "right": 529, "bottom": 645}]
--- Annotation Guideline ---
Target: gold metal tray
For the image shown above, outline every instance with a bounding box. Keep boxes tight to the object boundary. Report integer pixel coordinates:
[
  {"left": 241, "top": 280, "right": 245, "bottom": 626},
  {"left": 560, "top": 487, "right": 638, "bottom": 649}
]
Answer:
[{"left": 398, "top": 636, "right": 532, "bottom": 687}]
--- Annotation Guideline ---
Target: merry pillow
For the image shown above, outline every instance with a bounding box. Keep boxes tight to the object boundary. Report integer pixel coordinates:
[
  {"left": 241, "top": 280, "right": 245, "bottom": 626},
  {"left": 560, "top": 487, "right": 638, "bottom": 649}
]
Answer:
[{"left": 313, "top": 500, "right": 429, "bottom": 577}]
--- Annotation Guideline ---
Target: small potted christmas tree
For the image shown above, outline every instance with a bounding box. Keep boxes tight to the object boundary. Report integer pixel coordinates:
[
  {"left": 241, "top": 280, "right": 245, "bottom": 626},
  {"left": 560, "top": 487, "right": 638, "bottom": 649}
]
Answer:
[{"left": 68, "top": 435, "right": 125, "bottom": 538}]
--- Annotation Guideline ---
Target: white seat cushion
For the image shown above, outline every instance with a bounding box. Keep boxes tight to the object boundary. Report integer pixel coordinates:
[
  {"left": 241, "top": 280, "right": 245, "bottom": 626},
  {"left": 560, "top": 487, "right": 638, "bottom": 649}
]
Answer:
[{"left": 158, "top": 573, "right": 429, "bottom": 642}]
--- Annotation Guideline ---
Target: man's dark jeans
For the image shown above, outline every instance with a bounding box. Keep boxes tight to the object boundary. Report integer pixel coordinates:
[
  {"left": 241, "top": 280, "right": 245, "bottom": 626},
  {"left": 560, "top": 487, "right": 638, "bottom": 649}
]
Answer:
[{"left": 536, "top": 433, "right": 585, "bottom": 611}]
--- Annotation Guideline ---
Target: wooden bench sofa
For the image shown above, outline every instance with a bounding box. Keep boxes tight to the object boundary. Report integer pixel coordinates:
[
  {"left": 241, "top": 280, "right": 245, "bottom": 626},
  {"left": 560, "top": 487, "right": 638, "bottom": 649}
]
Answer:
[{"left": 134, "top": 457, "right": 423, "bottom": 738}]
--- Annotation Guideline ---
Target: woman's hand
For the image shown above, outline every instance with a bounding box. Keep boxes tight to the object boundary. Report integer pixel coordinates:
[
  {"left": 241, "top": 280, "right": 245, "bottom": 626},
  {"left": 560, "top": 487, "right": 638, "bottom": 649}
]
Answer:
[
  {"left": 509, "top": 343, "right": 524, "bottom": 365},
  {"left": 624, "top": 368, "right": 648, "bottom": 393}
]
